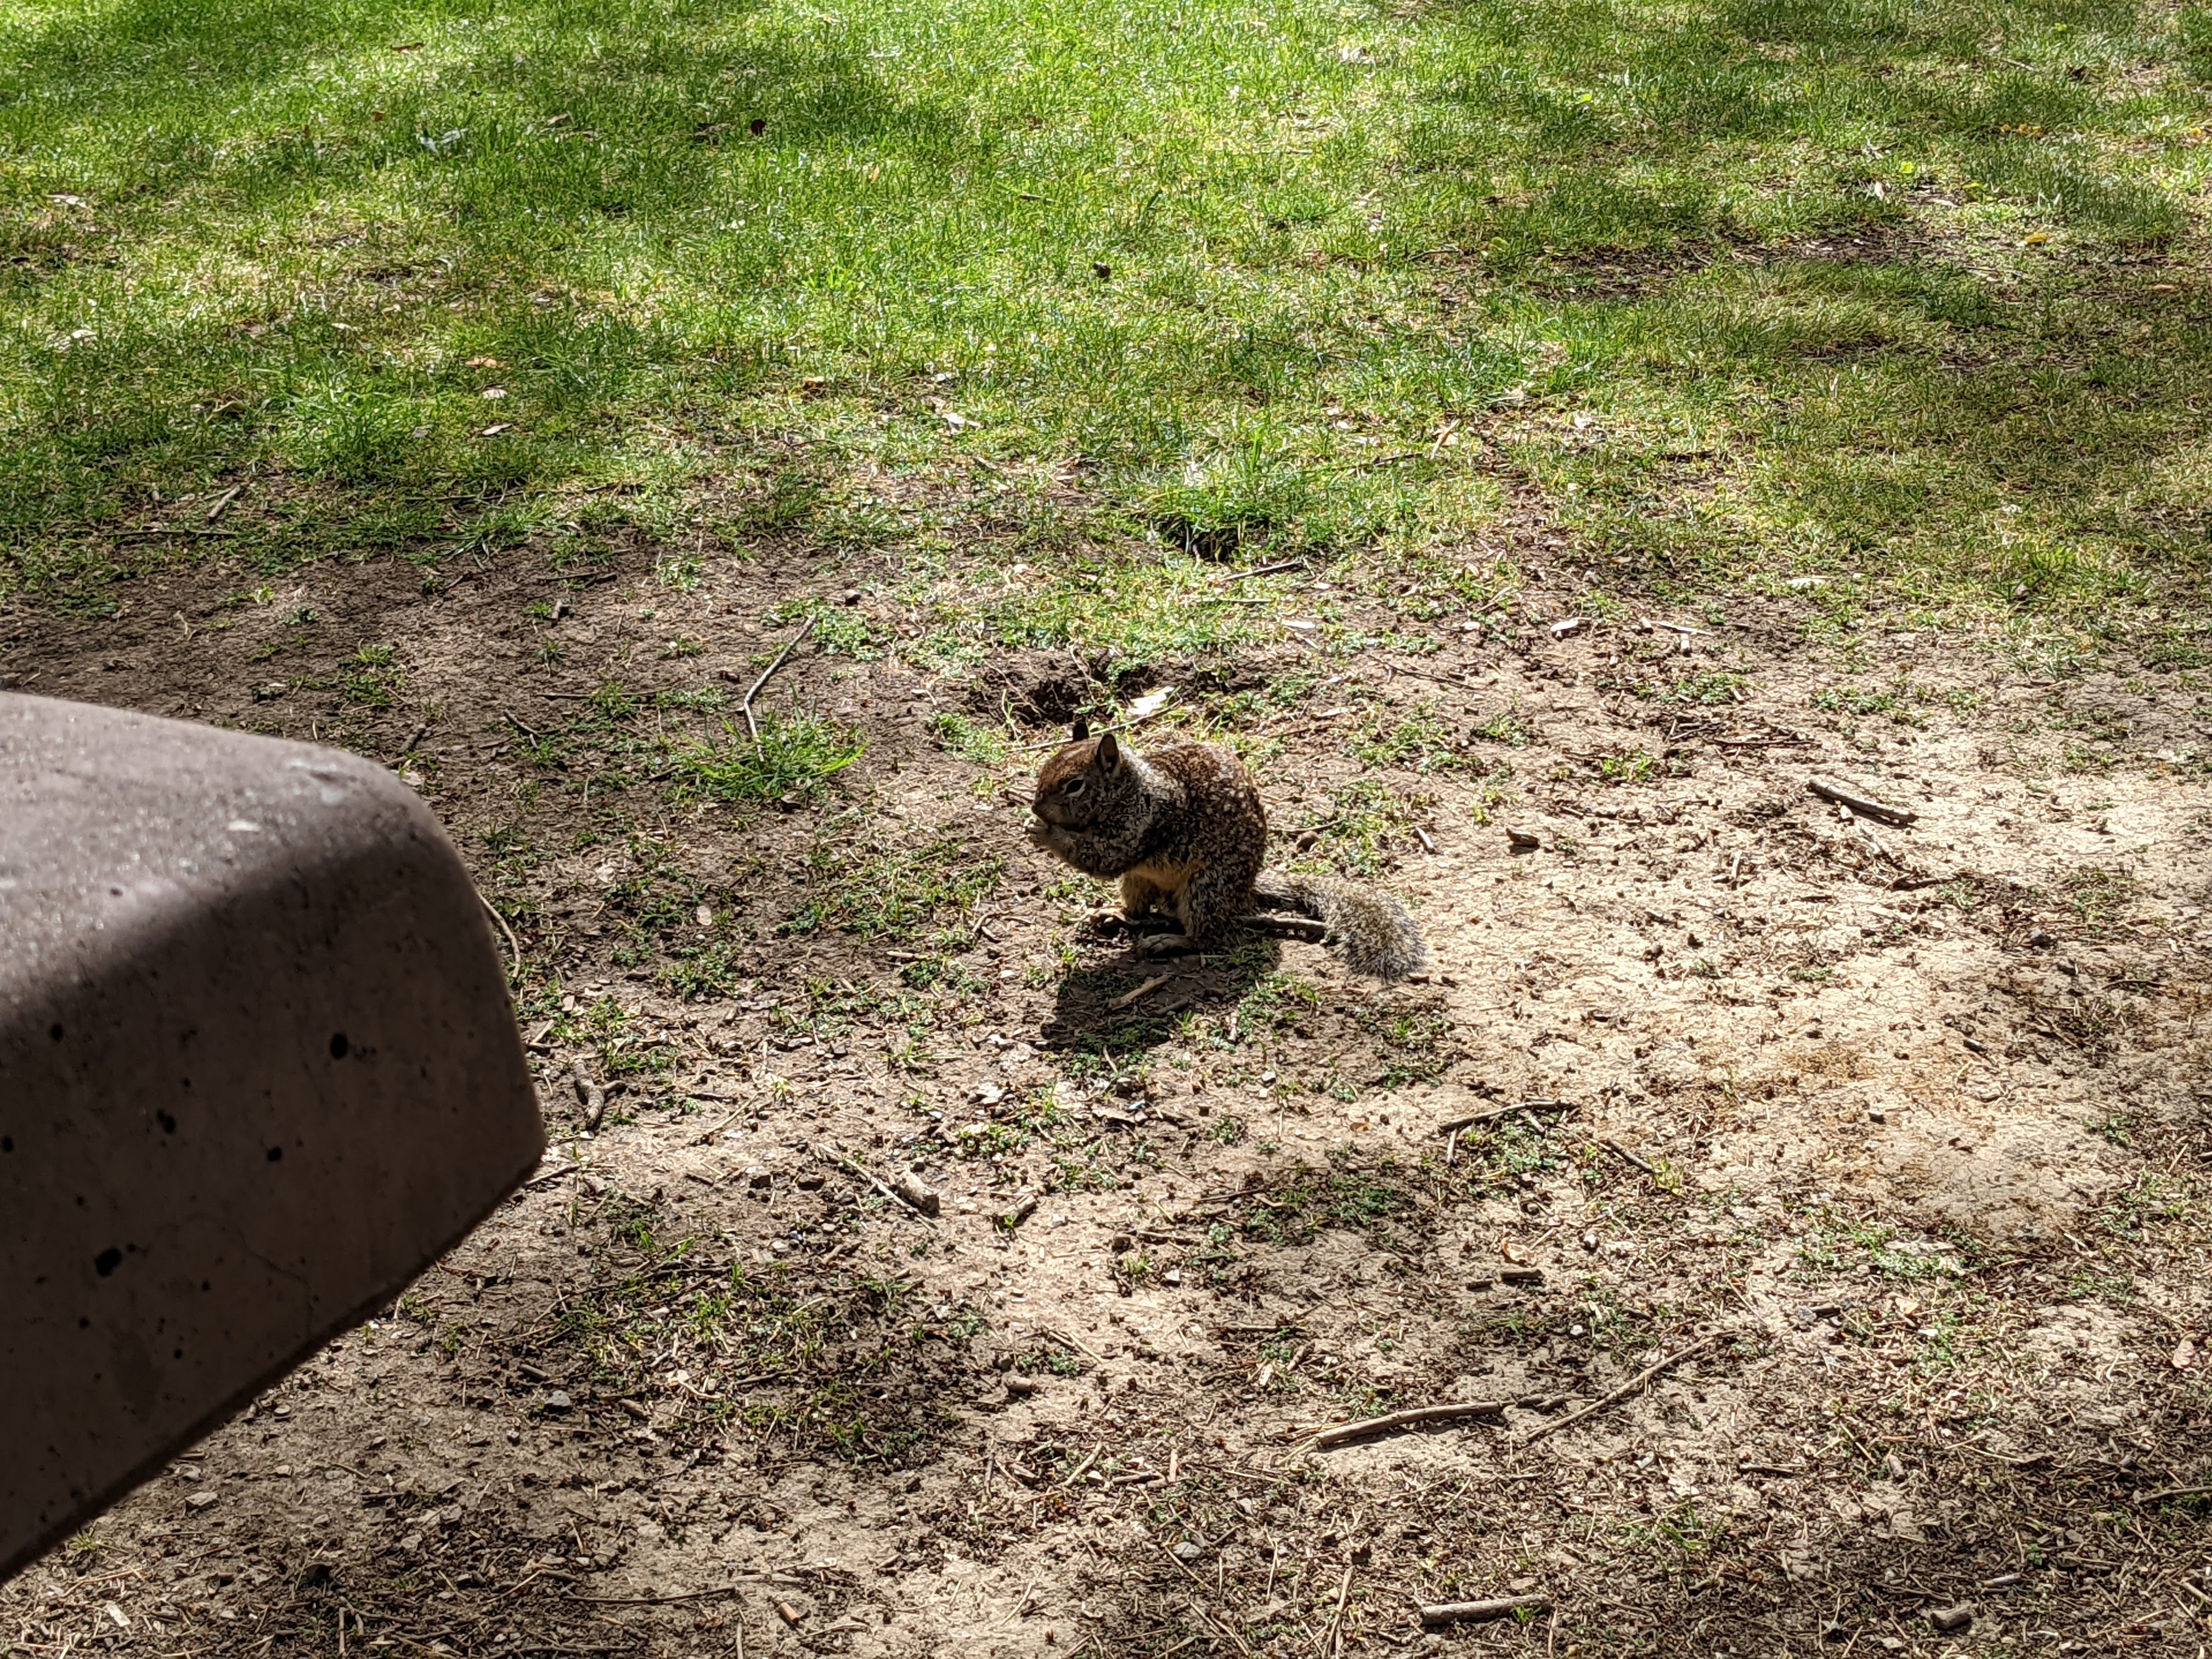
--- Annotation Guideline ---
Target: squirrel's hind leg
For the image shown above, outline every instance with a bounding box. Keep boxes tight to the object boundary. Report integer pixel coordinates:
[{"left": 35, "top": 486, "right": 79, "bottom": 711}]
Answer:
[
  {"left": 1172, "top": 860, "right": 1254, "bottom": 952},
  {"left": 1128, "top": 874, "right": 1205, "bottom": 957}
]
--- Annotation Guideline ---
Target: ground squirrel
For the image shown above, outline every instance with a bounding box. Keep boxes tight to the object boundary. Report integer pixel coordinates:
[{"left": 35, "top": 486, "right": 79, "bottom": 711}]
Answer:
[{"left": 1026, "top": 721, "right": 1428, "bottom": 981}]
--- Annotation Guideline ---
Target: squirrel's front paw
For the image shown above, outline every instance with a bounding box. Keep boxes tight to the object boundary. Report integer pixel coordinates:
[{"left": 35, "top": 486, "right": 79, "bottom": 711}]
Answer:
[{"left": 1084, "top": 907, "right": 1134, "bottom": 936}]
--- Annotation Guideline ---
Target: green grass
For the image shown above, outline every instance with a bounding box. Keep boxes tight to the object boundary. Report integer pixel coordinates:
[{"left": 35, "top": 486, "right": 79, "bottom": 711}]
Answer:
[
  {"left": 785, "top": 832, "right": 1004, "bottom": 939},
  {"left": 4, "top": 0, "right": 2212, "bottom": 638},
  {"left": 663, "top": 711, "right": 867, "bottom": 802}
]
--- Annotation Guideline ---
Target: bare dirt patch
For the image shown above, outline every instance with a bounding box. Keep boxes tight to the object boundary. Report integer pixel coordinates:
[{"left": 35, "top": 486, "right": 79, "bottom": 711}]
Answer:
[{"left": 4, "top": 537, "right": 2209, "bottom": 1658}]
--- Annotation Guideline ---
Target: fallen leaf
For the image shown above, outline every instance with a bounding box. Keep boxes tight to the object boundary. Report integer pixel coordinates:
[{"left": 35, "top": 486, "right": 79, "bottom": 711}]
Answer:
[{"left": 1125, "top": 686, "right": 1174, "bottom": 720}]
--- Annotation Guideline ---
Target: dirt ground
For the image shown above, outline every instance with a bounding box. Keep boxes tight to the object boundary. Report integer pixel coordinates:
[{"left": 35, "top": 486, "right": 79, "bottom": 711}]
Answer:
[{"left": 4, "top": 511, "right": 2210, "bottom": 1659}]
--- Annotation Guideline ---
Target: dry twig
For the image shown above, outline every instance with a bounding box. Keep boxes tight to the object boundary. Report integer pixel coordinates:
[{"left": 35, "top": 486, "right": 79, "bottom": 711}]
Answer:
[
  {"left": 1601, "top": 1137, "right": 1656, "bottom": 1176},
  {"left": 741, "top": 616, "right": 815, "bottom": 751},
  {"left": 1808, "top": 776, "right": 1917, "bottom": 826},
  {"left": 1302, "top": 1395, "right": 1548, "bottom": 1452},
  {"left": 1322, "top": 1565, "right": 1352, "bottom": 1657},
  {"left": 817, "top": 1143, "right": 937, "bottom": 1220},
  {"left": 479, "top": 890, "right": 521, "bottom": 977},
  {"left": 1420, "top": 1597, "right": 1550, "bottom": 1627},
  {"left": 1520, "top": 1331, "right": 1729, "bottom": 1446}
]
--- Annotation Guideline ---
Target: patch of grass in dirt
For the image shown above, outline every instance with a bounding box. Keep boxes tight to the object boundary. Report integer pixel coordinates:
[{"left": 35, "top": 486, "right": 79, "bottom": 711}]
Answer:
[
  {"left": 954, "top": 552, "right": 1277, "bottom": 672},
  {"left": 927, "top": 709, "right": 1010, "bottom": 766},
  {"left": 1653, "top": 668, "right": 1750, "bottom": 706},
  {"left": 540, "top": 1192, "right": 971, "bottom": 1462},
  {"left": 535, "top": 988, "right": 683, "bottom": 1082},
  {"left": 1453, "top": 1113, "right": 1567, "bottom": 1189},
  {"left": 2061, "top": 864, "right": 2143, "bottom": 933},
  {"left": 932, "top": 1086, "right": 1068, "bottom": 1163},
  {"left": 1344, "top": 700, "right": 1466, "bottom": 773},
  {"left": 1045, "top": 1144, "right": 1128, "bottom": 1195},
  {"left": 1794, "top": 1216, "right": 1972, "bottom": 1285},
  {"left": 1233, "top": 1159, "right": 1408, "bottom": 1246},
  {"left": 786, "top": 833, "right": 1003, "bottom": 940},
  {"left": 1229, "top": 969, "right": 1321, "bottom": 1041},
  {"left": 766, "top": 596, "right": 891, "bottom": 659},
  {"left": 1294, "top": 777, "right": 1436, "bottom": 878},
  {"left": 661, "top": 712, "right": 867, "bottom": 805},
  {"left": 1469, "top": 709, "right": 1533, "bottom": 748},
  {"left": 1351, "top": 997, "right": 1458, "bottom": 1087}
]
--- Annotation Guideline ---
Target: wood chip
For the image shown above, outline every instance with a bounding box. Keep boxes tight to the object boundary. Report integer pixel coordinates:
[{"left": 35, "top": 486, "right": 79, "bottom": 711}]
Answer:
[
  {"left": 893, "top": 1171, "right": 941, "bottom": 1217},
  {"left": 570, "top": 1058, "right": 606, "bottom": 1131}
]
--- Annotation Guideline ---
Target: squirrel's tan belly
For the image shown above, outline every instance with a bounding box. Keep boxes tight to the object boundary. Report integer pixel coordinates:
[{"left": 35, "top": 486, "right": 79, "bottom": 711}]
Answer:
[
  {"left": 1128, "top": 854, "right": 1200, "bottom": 890},
  {"left": 1123, "top": 854, "right": 1203, "bottom": 926}
]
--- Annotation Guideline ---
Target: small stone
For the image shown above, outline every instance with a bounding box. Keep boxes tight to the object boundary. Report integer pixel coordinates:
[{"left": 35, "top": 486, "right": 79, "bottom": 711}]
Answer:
[
  {"left": 546, "top": 1390, "right": 572, "bottom": 1411},
  {"left": 185, "top": 1492, "right": 219, "bottom": 1511},
  {"left": 1172, "top": 1541, "right": 1203, "bottom": 1564},
  {"left": 746, "top": 1167, "right": 772, "bottom": 1189},
  {"left": 1507, "top": 829, "right": 1540, "bottom": 851},
  {"left": 1006, "top": 1375, "right": 1040, "bottom": 1398},
  {"left": 2027, "top": 929, "right": 2055, "bottom": 949},
  {"left": 1927, "top": 1605, "right": 1974, "bottom": 1634}
]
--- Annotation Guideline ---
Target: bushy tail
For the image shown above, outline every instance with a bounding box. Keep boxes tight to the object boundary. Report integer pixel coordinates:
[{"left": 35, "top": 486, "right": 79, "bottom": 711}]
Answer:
[{"left": 1252, "top": 870, "right": 1428, "bottom": 981}]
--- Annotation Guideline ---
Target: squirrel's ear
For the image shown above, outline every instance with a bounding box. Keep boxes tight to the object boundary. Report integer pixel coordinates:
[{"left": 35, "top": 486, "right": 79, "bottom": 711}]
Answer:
[
  {"left": 1097, "top": 732, "right": 1120, "bottom": 770},
  {"left": 1070, "top": 717, "right": 1090, "bottom": 742}
]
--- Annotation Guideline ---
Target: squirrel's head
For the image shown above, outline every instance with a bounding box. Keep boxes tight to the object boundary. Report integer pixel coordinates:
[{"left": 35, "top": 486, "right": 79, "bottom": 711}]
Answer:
[{"left": 1031, "top": 717, "right": 1124, "bottom": 829}]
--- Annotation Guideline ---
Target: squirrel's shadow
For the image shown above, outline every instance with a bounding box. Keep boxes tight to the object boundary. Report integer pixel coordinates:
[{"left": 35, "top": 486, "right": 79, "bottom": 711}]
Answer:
[{"left": 1039, "top": 922, "right": 1283, "bottom": 1063}]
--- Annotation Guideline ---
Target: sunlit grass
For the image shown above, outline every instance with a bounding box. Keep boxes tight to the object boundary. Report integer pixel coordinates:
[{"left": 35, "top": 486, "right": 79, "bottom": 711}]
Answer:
[{"left": 2, "top": 0, "right": 2208, "bottom": 636}]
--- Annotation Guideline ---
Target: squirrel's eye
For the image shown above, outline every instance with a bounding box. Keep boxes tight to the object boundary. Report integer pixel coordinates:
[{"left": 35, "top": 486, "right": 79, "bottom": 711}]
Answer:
[{"left": 1065, "top": 778, "right": 1086, "bottom": 795}]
